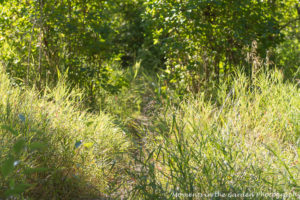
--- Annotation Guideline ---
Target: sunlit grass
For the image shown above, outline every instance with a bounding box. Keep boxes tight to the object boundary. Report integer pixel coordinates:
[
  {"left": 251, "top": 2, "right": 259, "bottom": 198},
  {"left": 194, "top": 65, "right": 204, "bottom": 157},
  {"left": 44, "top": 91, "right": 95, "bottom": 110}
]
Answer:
[
  {"left": 0, "top": 66, "right": 130, "bottom": 199},
  {"left": 129, "top": 69, "right": 300, "bottom": 199},
  {"left": 1, "top": 65, "right": 299, "bottom": 199}
]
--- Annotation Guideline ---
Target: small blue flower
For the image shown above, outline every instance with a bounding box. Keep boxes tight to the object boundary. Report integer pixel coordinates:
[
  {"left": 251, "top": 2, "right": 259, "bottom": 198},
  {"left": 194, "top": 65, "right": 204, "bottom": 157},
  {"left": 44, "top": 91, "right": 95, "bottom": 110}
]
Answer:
[
  {"left": 75, "top": 140, "right": 82, "bottom": 148},
  {"left": 18, "top": 114, "right": 25, "bottom": 122}
]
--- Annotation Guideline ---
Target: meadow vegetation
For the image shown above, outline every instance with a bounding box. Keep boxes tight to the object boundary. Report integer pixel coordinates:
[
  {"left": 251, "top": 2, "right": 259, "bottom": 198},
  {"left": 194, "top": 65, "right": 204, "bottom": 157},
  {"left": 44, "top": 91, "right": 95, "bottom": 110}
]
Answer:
[{"left": 0, "top": 0, "right": 300, "bottom": 199}]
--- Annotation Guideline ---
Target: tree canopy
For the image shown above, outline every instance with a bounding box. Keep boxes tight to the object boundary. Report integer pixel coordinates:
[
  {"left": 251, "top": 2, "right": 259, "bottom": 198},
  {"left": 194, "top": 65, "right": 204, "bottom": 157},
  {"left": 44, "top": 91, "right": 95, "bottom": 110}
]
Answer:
[{"left": 0, "top": 0, "right": 299, "bottom": 94}]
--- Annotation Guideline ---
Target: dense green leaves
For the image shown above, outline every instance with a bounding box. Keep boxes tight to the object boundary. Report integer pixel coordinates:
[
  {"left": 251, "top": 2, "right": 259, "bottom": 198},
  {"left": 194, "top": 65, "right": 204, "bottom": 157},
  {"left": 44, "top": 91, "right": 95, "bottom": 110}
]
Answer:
[
  {"left": 13, "top": 139, "right": 25, "bottom": 155},
  {"left": 1, "top": 155, "right": 14, "bottom": 177},
  {"left": 143, "top": 0, "right": 289, "bottom": 77},
  {"left": 0, "top": 0, "right": 299, "bottom": 102},
  {"left": 5, "top": 183, "right": 32, "bottom": 196}
]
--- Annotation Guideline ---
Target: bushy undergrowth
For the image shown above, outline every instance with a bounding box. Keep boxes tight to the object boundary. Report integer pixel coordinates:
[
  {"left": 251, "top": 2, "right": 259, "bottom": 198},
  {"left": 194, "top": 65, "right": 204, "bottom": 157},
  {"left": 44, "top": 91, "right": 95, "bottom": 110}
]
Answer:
[
  {"left": 129, "top": 70, "right": 300, "bottom": 199},
  {"left": 0, "top": 66, "right": 130, "bottom": 199}
]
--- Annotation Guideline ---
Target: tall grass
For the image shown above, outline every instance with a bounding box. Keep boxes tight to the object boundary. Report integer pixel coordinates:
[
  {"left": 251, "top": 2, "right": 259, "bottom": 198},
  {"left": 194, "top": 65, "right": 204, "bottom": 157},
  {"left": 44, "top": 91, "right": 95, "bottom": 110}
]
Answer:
[
  {"left": 1, "top": 64, "right": 299, "bottom": 199},
  {"left": 129, "top": 69, "right": 300, "bottom": 199},
  {"left": 0, "top": 66, "right": 130, "bottom": 199}
]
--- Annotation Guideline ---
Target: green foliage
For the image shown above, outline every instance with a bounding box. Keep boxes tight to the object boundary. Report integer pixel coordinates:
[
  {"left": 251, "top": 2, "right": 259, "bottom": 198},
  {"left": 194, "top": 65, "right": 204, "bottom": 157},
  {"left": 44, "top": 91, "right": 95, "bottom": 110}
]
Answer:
[
  {"left": 0, "top": 0, "right": 140, "bottom": 99},
  {"left": 275, "top": 12, "right": 300, "bottom": 80},
  {"left": 142, "top": 0, "right": 294, "bottom": 78},
  {"left": 1, "top": 0, "right": 299, "bottom": 97},
  {"left": 276, "top": 37, "right": 300, "bottom": 79},
  {"left": 0, "top": 0, "right": 300, "bottom": 199}
]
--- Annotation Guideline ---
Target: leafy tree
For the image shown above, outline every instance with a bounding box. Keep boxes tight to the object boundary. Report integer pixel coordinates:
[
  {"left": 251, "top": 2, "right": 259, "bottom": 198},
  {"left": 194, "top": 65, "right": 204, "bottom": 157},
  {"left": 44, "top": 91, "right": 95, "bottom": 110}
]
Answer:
[
  {"left": 0, "top": 0, "right": 299, "bottom": 99},
  {"left": 142, "top": 0, "right": 299, "bottom": 87}
]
